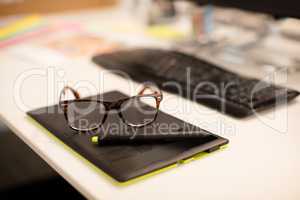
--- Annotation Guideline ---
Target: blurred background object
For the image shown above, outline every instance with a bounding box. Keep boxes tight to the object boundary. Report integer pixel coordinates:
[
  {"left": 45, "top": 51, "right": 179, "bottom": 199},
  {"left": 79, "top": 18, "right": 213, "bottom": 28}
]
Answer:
[
  {"left": 195, "top": 0, "right": 300, "bottom": 18},
  {"left": 0, "top": 0, "right": 117, "bottom": 16}
]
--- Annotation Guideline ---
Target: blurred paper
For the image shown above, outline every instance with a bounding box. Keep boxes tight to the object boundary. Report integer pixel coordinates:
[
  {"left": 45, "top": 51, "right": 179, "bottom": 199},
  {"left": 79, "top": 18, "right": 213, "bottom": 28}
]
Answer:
[
  {"left": 0, "top": 15, "right": 44, "bottom": 41},
  {"left": 43, "top": 33, "right": 121, "bottom": 58}
]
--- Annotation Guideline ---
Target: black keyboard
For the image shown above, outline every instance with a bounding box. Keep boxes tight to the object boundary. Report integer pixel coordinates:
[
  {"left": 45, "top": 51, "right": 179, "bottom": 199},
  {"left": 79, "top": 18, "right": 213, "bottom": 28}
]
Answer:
[{"left": 92, "top": 48, "right": 299, "bottom": 118}]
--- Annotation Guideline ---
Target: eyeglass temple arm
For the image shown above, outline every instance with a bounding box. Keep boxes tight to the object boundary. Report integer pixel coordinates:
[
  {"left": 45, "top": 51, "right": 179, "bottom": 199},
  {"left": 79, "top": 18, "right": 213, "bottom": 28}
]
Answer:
[
  {"left": 59, "top": 86, "right": 80, "bottom": 108},
  {"left": 138, "top": 84, "right": 163, "bottom": 101}
]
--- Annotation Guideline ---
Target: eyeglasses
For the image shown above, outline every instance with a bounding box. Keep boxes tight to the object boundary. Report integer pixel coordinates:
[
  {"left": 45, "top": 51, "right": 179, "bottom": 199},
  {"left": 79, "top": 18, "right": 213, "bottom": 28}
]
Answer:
[{"left": 59, "top": 84, "right": 163, "bottom": 132}]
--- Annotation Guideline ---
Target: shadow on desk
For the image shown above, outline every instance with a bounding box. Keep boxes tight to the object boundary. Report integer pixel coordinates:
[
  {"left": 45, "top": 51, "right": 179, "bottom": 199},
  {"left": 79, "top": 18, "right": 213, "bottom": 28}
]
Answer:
[
  {"left": 1, "top": 177, "right": 84, "bottom": 199},
  {"left": 0, "top": 122, "right": 84, "bottom": 199}
]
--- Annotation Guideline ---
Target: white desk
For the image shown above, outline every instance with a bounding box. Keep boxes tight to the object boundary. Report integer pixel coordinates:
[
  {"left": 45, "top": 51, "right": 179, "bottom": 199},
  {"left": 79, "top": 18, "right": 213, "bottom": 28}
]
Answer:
[{"left": 1, "top": 9, "right": 300, "bottom": 200}]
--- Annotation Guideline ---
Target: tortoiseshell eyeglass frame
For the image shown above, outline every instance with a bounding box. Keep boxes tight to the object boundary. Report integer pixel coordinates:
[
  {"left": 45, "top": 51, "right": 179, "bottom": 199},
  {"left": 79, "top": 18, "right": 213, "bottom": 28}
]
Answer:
[{"left": 59, "top": 84, "right": 163, "bottom": 132}]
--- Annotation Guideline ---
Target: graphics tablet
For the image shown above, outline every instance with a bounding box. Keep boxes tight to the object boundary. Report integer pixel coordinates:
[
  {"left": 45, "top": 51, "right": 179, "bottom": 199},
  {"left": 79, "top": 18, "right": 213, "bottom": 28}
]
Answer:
[{"left": 27, "top": 90, "right": 229, "bottom": 183}]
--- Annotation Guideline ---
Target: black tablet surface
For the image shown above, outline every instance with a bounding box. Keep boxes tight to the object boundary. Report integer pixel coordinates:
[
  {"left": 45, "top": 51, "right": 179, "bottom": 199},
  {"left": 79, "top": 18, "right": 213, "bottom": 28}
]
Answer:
[{"left": 27, "top": 90, "right": 229, "bottom": 183}]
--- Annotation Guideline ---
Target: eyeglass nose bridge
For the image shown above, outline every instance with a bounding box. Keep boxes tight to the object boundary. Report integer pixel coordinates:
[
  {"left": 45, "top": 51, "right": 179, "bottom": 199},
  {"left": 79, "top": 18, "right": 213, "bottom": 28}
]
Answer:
[{"left": 104, "top": 101, "right": 122, "bottom": 111}]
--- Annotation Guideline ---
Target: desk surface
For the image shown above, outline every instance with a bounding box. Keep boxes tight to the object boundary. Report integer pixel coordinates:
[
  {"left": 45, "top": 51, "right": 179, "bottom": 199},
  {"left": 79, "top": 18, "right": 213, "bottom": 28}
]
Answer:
[{"left": 1, "top": 9, "right": 300, "bottom": 200}]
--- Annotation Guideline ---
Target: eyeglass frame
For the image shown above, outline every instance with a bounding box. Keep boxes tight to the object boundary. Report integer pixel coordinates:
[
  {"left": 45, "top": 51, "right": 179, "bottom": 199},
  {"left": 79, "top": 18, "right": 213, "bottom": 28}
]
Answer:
[{"left": 59, "top": 84, "right": 163, "bottom": 132}]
